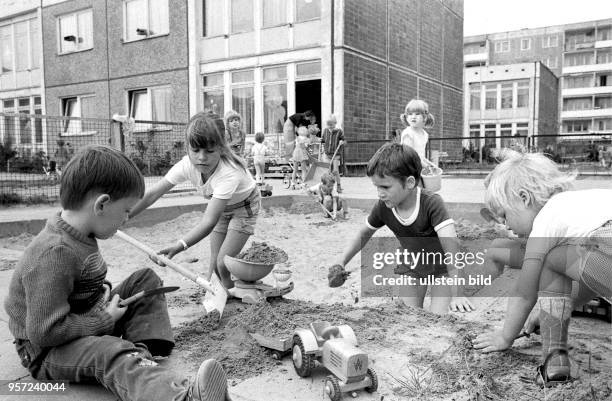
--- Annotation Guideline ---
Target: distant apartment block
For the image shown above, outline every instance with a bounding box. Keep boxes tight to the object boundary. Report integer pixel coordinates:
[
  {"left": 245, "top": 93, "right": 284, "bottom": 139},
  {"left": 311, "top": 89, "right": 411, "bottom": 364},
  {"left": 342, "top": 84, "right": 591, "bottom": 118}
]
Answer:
[
  {"left": 192, "top": 0, "right": 464, "bottom": 163},
  {"left": 464, "top": 18, "right": 612, "bottom": 139},
  {"left": 464, "top": 62, "right": 558, "bottom": 150},
  {"left": 0, "top": 0, "right": 44, "bottom": 155}
]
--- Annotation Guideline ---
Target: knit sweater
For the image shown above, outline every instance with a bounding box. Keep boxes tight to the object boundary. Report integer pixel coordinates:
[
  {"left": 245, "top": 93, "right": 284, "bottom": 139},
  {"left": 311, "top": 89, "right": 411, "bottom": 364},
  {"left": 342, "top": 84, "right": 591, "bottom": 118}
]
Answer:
[{"left": 4, "top": 212, "right": 114, "bottom": 354}]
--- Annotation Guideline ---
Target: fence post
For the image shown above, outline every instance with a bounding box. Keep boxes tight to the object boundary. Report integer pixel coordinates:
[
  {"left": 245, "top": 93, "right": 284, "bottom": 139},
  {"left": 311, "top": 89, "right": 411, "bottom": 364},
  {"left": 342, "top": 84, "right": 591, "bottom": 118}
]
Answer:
[{"left": 110, "top": 121, "right": 124, "bottom": 152}]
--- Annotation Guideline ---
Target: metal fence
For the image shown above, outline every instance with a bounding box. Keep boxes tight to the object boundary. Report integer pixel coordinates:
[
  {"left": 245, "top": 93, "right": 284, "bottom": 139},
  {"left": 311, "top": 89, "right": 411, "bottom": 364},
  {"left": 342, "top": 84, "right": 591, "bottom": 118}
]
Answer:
[{"left": 0, "top": 112, "right": 191, "bottom": 204}]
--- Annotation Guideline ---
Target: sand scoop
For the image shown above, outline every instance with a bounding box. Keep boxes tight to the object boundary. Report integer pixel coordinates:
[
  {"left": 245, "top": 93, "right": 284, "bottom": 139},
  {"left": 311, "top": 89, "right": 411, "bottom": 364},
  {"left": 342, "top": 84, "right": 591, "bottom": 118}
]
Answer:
[
  {"left": 304, "top": 142, "right": 343, "bottom": 185},
  {"left": 115, "top": 230, "right": 228, "bottom": 315}
]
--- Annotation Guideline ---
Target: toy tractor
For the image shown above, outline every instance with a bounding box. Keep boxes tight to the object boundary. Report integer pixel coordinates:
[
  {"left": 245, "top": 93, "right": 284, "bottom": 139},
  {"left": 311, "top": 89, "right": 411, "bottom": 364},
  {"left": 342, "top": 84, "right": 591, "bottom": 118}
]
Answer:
[
  {"left": 257, "top": 182, "right": 273, "bottom": 197},
  {"left": 292, "top": 321, "right": 378, "bottom": 401}
]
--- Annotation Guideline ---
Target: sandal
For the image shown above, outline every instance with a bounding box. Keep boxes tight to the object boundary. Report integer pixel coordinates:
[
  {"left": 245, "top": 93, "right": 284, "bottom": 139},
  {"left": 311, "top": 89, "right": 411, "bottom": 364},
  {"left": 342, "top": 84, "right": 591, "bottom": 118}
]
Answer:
[{"left": 520, "top": 349, "right": 574, "bottom": 388}]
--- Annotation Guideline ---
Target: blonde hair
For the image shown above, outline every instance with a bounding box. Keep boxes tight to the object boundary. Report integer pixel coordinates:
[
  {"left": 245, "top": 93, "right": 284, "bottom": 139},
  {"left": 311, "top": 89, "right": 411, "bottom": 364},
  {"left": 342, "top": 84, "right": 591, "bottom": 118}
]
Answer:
[
  {"left": 326, "top": 114, "right": 337, "bottom": 124},
  {"left": 484, "top": 150, "right": 576, "bottom": 217},
  {"left": 297, "top": 126, "right": 309, "bottom": 137},
  {"left": 404, "top": 99, "right": 435, "bottom": 128},
  {"left": 224, "top": 109, "right": 241, "bottom": 127}
]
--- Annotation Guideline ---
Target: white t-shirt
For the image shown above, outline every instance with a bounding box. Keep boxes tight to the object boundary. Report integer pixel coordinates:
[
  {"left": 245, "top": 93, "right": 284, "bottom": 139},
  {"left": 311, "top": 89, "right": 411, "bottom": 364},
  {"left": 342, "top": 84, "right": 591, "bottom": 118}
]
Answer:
[
  {"left": 251, "top": 143, "right": 267, "bottom": 158},
  {"left": 165, "top": 156, "right": 255, "bottom": 204},
  {"left": 525, "top": 189, "right": 612, "bottom": 262},
  {"left": 401, "top": 128, "right": 429, "bottom": 161}
]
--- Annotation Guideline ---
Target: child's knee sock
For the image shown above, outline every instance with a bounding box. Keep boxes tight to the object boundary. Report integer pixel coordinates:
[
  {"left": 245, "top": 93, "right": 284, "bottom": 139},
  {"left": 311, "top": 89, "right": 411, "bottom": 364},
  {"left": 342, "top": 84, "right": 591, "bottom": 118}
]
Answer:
[{"left": 538, "top": 292, "right": 572, "bottom": 375}]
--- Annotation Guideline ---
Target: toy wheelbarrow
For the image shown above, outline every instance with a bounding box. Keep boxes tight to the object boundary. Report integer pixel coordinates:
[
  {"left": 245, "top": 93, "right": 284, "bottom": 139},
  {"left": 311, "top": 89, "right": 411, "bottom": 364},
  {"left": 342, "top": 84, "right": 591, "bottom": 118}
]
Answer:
[{"left": 250, "top": 333, "right": 292, "bottom": 360}]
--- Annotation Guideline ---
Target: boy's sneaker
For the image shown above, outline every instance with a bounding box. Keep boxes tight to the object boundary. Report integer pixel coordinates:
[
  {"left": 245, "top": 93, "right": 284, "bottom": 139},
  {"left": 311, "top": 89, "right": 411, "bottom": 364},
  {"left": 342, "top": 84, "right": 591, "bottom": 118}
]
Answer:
[{"left": 186, "top": 359, "right": 229, "bottom": 401}]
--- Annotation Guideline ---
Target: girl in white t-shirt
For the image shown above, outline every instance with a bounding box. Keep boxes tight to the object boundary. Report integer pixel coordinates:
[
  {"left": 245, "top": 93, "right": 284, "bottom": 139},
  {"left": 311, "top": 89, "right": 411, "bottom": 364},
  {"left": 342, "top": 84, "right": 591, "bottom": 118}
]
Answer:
[
  {"left": 473, "top": 151, "right": 612, "bottom": 387},
  {"left": 251, "top": 132, "right": 268, "bottom": 184},
  {"left": 400, "top": 99, "right": 435, "bottom": 164},
  {"left": 130, "top": 112, "right": 259, "bottom": 289}
]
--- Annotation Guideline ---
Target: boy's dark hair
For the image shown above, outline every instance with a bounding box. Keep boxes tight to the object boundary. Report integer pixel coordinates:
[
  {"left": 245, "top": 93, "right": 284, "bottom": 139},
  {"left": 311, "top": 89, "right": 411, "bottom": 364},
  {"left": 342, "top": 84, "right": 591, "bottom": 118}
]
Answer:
[
  {"left": 60, "top": 145, "right": 145, "bottom": 210},
  {"left": 367, "top": 143, "right": 422, "bottom": 183},
  {"left": 255, "top": 132, "right": 265, "bottom": 143},
  {"left": 304, "top": 110, "right": 315, "bottom": 119}
]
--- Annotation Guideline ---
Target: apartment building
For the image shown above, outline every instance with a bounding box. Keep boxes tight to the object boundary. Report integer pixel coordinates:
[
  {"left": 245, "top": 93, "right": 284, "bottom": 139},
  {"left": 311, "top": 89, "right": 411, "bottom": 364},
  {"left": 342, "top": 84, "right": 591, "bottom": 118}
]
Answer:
[
  {"left": 464, "top": 18, "right": 612, "bottom": 139},
  {"left": 464, "top": 62, "right": 558, "bottom": 151},
  {"left": 191, "top": 0, "right": 464, "bottom": 164},
  {"left": 0, "top": 0, "right": 44, "bottom": 155}
]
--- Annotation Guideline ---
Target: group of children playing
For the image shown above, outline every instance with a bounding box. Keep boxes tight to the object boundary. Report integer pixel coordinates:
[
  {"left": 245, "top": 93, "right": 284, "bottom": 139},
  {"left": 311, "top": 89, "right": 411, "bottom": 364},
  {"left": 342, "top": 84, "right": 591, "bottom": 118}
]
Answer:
[{"left": 4, "top": 99, "right": 611, "bottom": 400}]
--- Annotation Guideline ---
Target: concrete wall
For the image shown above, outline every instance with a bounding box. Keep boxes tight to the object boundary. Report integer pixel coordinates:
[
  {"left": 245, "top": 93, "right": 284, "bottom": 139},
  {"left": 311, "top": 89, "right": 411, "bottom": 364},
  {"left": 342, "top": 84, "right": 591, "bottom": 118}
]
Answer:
[
  {"left": 342, "top": 0, "right": 464, "bottom": 163},
  {"left": 537, "top": 63, "right": 560, "bottom": 137}
]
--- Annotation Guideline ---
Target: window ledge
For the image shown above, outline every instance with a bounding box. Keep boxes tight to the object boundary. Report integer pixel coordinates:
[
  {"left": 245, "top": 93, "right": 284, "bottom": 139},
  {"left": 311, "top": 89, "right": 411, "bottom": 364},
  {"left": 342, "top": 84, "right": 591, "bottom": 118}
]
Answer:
[
  {"left": 58, "top": 47, "right": 94, "bottom": 56},
  {"left": 122, "top": 33, "right": 170, "bottom": 44},
  {"left": 61, "top": 130, "right": 98, "bottom": 137},
  {"left": 261, "top": 23, "right": 289, "bottom": 30}
]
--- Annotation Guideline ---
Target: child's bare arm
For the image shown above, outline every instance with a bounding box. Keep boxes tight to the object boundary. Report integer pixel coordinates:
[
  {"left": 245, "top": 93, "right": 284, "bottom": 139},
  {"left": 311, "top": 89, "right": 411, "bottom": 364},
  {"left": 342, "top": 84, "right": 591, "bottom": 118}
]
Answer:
[
  {"left": 337, "top": 225, "right": 377, "bottom": 270},
  {"left": 437, "top": 224, "right": 475, "bottom": 312},
  {"left": 130, "top": 178, "right": 175, "bottom": 219}
]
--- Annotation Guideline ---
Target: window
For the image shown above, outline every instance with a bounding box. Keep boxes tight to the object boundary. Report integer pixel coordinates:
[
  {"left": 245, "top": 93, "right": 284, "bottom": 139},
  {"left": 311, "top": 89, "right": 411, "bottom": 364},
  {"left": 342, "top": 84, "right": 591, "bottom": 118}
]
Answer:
[
  {"left": 595, "top": 96, "right": 612, "bottom": 109},
  {"left": 124, "top": 0, "right": 169, "bottom": 42},
  {"left": 484, "top": 124, "right": 496, "bottom": 147},
  {"left": 204, "top": 0, "right": 224, "bottom": 36},
  {"left": 597, "top": 50, "right": 612, "bottom": 64},
  {"left": 469, "top": 84, "right": 481, "bottom": 111},
  {"left": 61, "top": 95, "right": 97, "bottom": 135},
  {"left": 296, "top": 61, "right": 321, "bottom": 77},
  {"left": 231, "top": 0, "right": 253, "bottom": 33},
  {"left": 263, "top": 0, "right": 287, "bottom": 27},
  {"left": 296, "top": 0, "right": 321, "bottom": 22},
  {"left": 128, "top": 86, "right": 174, "bottom": 124},
  {"left": 564, "top": 97, "right": 592, "bottom": 111},
  {"left": 516, "top": 80, "right": 529, "bottom": 108},
  {"left": 598, "top": 28, "right": 611, "bottom": 41},
  {"left": 14, "top": 22, "right": 29, "bottom": 72},
  {"left": 1, "top": 25, "right": 13, "bottom": 73},
  {"left": 17, "top": 98, "right": 31, "bottom": 144},
  {"left": 564, "top": 120, "right": 590, "bottom": 133},
  {"left": 202, "top": 73, "right": 224, "bottom": 116},
  {"left": 501, "top": 83, "right": 513, "bottom": 109},
  {"left": 500, "top": 123, "right": 512, "bottom": 147},
  {"left": 544, "top": 57, "right": 558, "bottom": 69},
  {"left": 231, "top": 69, "right": 254, "bottom": 135},
  {"left": 494, "top": 41, "right": 510, "bottom": 53},
  {"left": 485, "top": 84, "right": 497, "bottom": 110},
  {"left": 263, "top": 66, "right": 287, "bottom": 134},
  {"left": 34, "top": 96, "right": 42, "bottom": 143},
  {"left": 520, "top": 38, "right": 530, "bottom": 51},
  {"left": 58, "top": 9, "right": 93, "bottom": 53},
  {"left": 595, "top": 118, "right": 612, "bottom": 131},
  {"left": 30, "top": 20, "right": 40, "bottom": 69},
  {"left": 564, "top": 52, "right": 594, "bottom": 67},
  {"left": 516, "top": 122, "right": 529, "bottom": 137},
  {"left": 564, "top": 74, "right": 592, "bottom": 89},
  {"left": 542, "top": 35, "right": 558, "bottom": 48}
]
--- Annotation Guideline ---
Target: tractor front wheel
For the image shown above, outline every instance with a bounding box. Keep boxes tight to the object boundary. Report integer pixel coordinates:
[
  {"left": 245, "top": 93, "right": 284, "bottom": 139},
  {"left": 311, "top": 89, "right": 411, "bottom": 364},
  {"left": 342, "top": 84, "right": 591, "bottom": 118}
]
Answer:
[
  {"left": 324, "top": 375, "right": 341, "bottom": 401},
  {"left": 365, "top": 368, "right": 378, "bottom": 392},
  {"left": 292, "top": 335, "right": 314, "bottom": 377}
]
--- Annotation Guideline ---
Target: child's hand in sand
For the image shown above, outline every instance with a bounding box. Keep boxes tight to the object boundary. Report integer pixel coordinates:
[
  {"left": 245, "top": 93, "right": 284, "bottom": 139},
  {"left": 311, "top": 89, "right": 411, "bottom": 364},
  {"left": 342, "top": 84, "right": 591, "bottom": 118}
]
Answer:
[
  {"left": 159, "top": 242, "right": 184, "bottom": 259},
  {"left": 472, "top": 329, "right": 512, "bottom": 353},
  {"left": 328, "top": 264, "right": 350, "bottom": 287},
  {"left": 449, "top": 297, "right": 476, "bottom": 313}
]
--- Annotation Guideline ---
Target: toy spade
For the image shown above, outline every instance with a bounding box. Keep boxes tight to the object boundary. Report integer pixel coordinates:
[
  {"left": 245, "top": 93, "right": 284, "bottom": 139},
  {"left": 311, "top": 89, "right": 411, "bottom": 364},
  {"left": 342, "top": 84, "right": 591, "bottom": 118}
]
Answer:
[
  {"left": 119, "top": 286, "right": 179, "bottom": 307},
  {"left": 114, "top": 231, "right": 227, "bottom": 315}
]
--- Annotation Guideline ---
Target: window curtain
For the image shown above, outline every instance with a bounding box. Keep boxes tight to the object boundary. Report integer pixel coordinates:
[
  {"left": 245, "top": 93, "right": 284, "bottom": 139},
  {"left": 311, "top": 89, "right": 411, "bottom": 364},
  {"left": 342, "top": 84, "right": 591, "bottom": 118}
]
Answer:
[
  {"left": 262, "top": 0, "right": 286, "bottom": 27},
  {"left": 30, "top": 20, "right": 40, "bottom": 69},
  {"left": 232, "top": 87, "right": 254, "bottom": 136},
  {"left": 263, "top": 83, "right": 286, "bottom": 134},
  {"left": 81, "top": 96, "right": 97, "bottom": 132},
  {"left": 149, "top": 0, "right": 169, "bottom": 35},
  {"left": 203, "top": 90, "right": 224, "bottom": 117},
  {"left": 14, "top": 22, "right": 28, "bottom": 71},
  {"left": 1, "top": 26, "right": 12, "bottom": 73},
  {"left": 151, "top": 87, "right": 173, "bottom": 122},
  {"left": 59, "top": 15, "right": 77, "bottom": 52},
  {"left": 126, "top": 0, "right": 146, "bottom": 41},
  {"left": 78, "top": 11, "right": 93, "bottom": 49},
  {"left": 296, "top": 0, "right": 320, "bottom": 22},
  {"left": 231, "top": 0, "right": 253, "bottom": 33},
  {"left": 205, "top": 0, "right": 224, "bottom": 36}
]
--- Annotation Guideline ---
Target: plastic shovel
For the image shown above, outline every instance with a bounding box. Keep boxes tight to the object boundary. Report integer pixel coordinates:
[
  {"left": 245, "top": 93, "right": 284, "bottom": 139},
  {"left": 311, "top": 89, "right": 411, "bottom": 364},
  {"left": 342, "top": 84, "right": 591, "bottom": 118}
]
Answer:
[
  {"left": 114, "top": 230, "right": 227, "bottom": 315},
  {"left": 119, "top": 286, "right": 179, "bottom": 307}
]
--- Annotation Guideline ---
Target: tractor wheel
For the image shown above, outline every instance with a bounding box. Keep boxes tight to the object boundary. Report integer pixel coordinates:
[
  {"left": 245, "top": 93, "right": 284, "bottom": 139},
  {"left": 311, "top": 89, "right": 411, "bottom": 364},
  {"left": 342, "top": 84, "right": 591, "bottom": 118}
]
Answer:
[
  {"left": 365, "top": 368, "right": 378, "bottom": 392},
  {"left": 292, "top": 335, "right": 314, "bottom": 377},
  {"left": 266, "top": 190, "right": 273, "bottom": 197},
  {"left": 283, "top": 174, "right": 291, "bottom": 189},
  {"left": 324, "top": 375, "right": 341, "bottom": 401}
]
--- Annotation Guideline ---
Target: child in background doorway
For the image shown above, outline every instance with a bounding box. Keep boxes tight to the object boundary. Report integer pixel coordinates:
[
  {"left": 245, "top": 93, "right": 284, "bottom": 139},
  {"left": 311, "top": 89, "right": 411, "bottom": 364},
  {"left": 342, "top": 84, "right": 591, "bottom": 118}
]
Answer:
[
  {"left": 321, "top": 114, "right": 345, "bottom": 193},
  {"left": 129, "top": 112, "right": 260, "bottom": 290},
  {"left": 224, "top": 110, "right": 246, "bottom": 157},
  {"left": 4, "top": 145, "right": 230, "bottom": 401},
  {"left": 251, "top": 132, "right": 268, "bottom": 184},
  {"left": 291, "top": 126, "right": 310, "bottom": 189},
  {"left": 331, "top": 143, "right": 474, "bottom": 314},
  {"left": 473, "top": 151, "right": 612, "bottom": 387},
  {"left": 307, "top": 172, "right": 347, "bottom": 220}
]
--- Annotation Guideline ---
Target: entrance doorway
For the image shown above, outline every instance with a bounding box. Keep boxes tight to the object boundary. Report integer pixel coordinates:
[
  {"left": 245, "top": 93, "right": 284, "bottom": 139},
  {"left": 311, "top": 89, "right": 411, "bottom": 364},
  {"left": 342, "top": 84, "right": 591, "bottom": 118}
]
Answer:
[{"left": 295, "top": 79, "right": 321, "bottom": 129}]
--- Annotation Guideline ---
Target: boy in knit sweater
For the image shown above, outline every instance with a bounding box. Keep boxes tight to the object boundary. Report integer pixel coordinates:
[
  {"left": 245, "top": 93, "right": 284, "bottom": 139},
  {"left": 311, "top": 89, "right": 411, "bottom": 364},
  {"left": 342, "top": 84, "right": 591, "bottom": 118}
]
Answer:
[{"left": 4, "top": 145, "right": 230, "bottom": 401}]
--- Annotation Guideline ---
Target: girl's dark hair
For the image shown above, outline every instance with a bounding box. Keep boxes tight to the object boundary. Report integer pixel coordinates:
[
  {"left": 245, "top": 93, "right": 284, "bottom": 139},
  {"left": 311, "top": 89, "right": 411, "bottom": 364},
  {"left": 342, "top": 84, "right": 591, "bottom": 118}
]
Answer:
[
  {"left": 255, "top": 132, "right": 265, "bottom": 143},
  {"left": 367, "top": 143, "right": 421, "bottom": 183},
  {"left": 186, "top": 112, "right": 247, "bottom": 170},
  {"left": 304, "top": 110, "right": 315, "bottom": 119},
  {"left": 60, "top": 145, "right": 145, "bottom": 210}
]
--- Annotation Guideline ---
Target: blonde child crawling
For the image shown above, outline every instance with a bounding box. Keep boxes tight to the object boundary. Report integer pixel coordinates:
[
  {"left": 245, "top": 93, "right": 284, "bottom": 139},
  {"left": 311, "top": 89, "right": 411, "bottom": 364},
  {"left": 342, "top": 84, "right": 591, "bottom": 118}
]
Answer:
[
  {"left": 473, "top": 152, "right": 612, "bottom": 387},
  {"left": 306, "top": 172, "right": 347, "bottom": 220}
]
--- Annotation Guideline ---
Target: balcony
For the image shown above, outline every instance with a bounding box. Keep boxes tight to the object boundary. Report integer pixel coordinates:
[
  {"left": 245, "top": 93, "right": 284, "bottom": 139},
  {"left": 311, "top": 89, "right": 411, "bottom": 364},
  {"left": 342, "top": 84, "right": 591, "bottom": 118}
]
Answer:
[
  {"left": 464, "top": 52, "right": 488, "bottom": 65},
  {"left": 596, "top": 39, "right": 612, "bottom": 49},
  {"left": 565, "top": 41, "right": 595, "bottom": 52},
  {"left": 561, "top": 108, "right": 612, "bottom": 119},
  {"left": 563, "top": 62, "right": 612, "bottom": 75},
  {"left": 562, "top": 86, "right": 612, "bottom": 97}
]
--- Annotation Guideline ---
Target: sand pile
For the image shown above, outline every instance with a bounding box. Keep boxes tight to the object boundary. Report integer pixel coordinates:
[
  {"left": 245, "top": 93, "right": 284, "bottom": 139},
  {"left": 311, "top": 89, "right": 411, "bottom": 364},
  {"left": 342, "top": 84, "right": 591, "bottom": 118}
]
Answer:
[
  {"left": 455, "top": 218, "right": 509, "bottom": 240},
  {"left": 237, "top": 242, "right": 288, "bottom": 264}
]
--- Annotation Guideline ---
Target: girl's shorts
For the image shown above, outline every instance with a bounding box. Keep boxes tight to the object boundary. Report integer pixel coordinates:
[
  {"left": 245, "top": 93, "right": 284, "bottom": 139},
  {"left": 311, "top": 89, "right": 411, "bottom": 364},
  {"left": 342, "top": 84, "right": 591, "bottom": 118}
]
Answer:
[
  {"left": 213, "top": 191, "right": 261, "bottom": 236},
  {"left": 578, "top": 221, "right": 612, "bottom": 297}
]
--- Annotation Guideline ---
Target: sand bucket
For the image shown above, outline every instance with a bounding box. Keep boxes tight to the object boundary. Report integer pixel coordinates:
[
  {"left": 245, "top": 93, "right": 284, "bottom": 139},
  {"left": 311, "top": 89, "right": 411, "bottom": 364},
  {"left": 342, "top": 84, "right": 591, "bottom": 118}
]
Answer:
[{"left": 421, "top": 165, "right": 443, "bottom": 192}]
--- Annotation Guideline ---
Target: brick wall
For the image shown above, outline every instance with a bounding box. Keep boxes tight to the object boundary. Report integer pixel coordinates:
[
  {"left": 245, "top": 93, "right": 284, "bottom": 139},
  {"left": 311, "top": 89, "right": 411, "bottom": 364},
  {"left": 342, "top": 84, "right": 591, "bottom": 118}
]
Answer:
[
  {"left": 342, "top": 0, "right": 464, "bottom": 164},
  {"left": 537, "top": 64, "right": 559, "bottom": 137}
]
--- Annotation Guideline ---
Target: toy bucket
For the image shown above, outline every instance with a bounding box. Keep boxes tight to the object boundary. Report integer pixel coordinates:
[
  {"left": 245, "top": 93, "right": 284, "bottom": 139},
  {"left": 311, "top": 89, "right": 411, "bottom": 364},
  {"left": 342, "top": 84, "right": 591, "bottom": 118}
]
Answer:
[{"left": 421, "top": 166, "right": 443, "bottom": 192}]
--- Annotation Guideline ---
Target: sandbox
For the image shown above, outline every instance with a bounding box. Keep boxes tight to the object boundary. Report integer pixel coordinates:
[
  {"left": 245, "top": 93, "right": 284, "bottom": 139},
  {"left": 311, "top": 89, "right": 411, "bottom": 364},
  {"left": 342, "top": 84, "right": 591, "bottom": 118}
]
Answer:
[{"left": 1, "top": 202, "right": 610, "bottom": 401}]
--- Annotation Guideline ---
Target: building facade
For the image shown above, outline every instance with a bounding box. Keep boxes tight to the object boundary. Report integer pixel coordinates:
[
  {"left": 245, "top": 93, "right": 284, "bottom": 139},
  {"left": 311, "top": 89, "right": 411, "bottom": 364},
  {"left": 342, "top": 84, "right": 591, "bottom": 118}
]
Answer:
[
  {"left": 464, "top": 62, "right": 558, "bottom": 153},
  {"left": 0, "top": 0, "right": 44, "bottom": 156},
  {"left": 464, "top": 18, "right": 612, "bottom": 140},
  {"left": 192, "top": 0, "right": 464, "bottom": 164}
]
